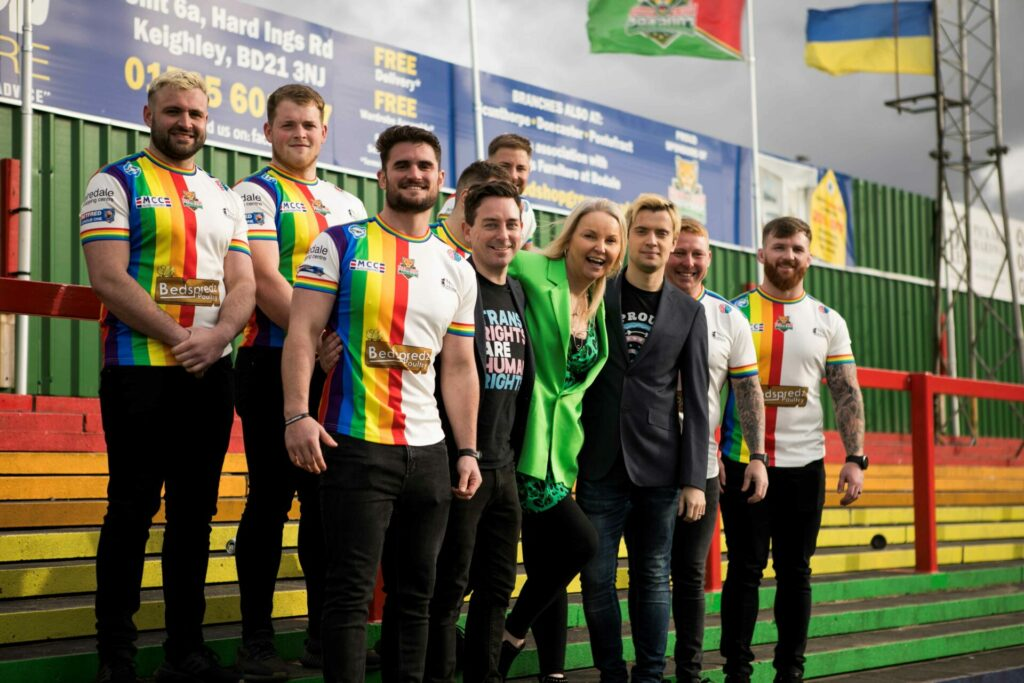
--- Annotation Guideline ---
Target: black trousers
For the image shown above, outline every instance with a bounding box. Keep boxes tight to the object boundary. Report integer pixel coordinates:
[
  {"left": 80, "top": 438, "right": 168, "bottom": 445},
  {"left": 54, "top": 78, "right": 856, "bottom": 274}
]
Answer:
[
  {"left": 95, "top": 358, "right": 234, "bottom": 663},
  {"left": 719, "top": 458, "right": 825, "bottom": 681},
  {"left": 671, "top": 476, "right": 720, "bottom": 683},
  {"left": 320, "top": 434, "right": 451, "bottom": 683},
  {"left": 425, "top": 462, "right": 522, "bottom": 683},
  {"left": 233, "top": 346, "right": 327, "bottom": 645},
  {"left": 505, "top": 495, "right": 598, "bottom": 674}
]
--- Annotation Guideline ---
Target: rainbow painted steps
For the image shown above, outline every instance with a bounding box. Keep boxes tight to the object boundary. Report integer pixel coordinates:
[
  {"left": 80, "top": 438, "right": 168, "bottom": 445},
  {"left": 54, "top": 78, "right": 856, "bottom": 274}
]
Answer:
[{"left": 1, "top": 566, "right": 1021, "bottom": 682}]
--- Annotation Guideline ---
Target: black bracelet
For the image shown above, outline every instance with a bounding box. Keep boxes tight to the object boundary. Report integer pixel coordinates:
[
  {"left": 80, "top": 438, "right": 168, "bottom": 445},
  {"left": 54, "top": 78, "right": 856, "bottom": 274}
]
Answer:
[
  {"left": 284, "top": 412, "right": 311, "bottom": 427},
  {"left": 458, "top": 448, "right": 481, "bottom": 460}
]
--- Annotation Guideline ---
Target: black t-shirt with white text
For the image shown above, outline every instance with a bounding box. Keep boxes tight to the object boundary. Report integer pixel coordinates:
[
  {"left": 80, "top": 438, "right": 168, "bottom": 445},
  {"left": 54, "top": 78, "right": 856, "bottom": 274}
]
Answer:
[
  {"left": 621, "top": 277, "right": 661, "bottom": 364},
  {"left": 476, "top": 274, "right": 527, "bottom": 469}
]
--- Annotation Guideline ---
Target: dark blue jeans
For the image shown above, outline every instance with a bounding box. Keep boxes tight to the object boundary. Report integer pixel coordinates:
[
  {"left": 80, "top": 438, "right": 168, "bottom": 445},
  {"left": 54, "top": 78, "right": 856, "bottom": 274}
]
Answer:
[
  {"left": 671, "top": 476, "right": 720, "bottom": 683},
  {"left": 95, "top": 359, "right": 234, "bottom": 664},
  {"left": 319, "top": 434, "right": 451, "bottom": 683},
  {"left": 719, "top": 458, "right": 825, "bottom": 682},
  {"left": 577, "top": 476, "right": 680, "bottom": 683},
  {"left": 426, "top": 463, "right": 521, "bottom": 683}
]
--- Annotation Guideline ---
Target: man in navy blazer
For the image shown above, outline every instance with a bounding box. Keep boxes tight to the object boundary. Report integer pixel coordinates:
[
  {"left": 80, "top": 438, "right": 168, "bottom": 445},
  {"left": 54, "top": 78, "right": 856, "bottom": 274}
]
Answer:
[{"left": 577, "top": 193, "right": 710, "bottom": 683}]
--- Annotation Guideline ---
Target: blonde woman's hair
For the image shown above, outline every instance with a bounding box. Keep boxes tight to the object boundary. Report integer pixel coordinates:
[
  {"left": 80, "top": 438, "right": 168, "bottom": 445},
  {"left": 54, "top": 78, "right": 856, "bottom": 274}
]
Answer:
[
  {"left": 625, "top": 193, "right": 680, "bottom": 235},
  {"left": 543, "top": 198, "right": 627, "bottom": 322},
  {"left": 147, "top": 70, "right": 208, "bottom": 105}
]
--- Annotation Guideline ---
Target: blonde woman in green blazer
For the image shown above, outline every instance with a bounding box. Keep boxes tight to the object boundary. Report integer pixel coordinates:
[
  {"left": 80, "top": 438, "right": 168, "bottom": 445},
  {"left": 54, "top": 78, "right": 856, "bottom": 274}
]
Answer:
[{"left": 499, "top": 198, "right": 626, "bottom": 679}]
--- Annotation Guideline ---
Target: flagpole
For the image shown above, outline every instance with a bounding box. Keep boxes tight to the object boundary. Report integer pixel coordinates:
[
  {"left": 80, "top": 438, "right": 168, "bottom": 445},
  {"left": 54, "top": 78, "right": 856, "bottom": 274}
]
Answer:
[
  {"left": 746, "top": 0, "right": 764, "bottom": 278},
  {"left": 467, "top": 0, "right": 486, "bottom": 160}
]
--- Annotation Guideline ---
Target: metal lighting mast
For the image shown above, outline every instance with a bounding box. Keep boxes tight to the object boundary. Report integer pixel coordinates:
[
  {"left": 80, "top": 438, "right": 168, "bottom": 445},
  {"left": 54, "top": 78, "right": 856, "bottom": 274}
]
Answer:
[{"left": 887, "top": 0, "right": 1024, "bottom": 439}]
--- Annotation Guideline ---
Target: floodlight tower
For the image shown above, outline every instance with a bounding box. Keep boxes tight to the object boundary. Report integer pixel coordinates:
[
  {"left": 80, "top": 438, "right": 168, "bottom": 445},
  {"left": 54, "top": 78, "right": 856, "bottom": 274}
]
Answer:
[{"left": 887, "top": 0, "right": 1023, "bottom": 438}]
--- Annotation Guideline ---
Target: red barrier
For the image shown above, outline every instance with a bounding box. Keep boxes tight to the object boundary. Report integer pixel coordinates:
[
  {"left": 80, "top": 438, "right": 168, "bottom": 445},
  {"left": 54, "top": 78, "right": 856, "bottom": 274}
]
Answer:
[
  {"left": 2, "top": 279, "right": 1022, "bottom": 591},
  {"left": 703, "top": 364, "right": 1023, "bottom": 588},
  {"left": 1, "top": 159, "right": 19, "bottom": 277}
]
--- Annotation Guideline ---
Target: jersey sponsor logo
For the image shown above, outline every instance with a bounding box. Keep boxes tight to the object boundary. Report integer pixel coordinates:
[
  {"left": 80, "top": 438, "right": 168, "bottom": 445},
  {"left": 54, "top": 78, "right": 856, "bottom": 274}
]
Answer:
[
  {"left": 364, "top": 330, "right": 431, "bottom": 374},
  {"left": 762, "top": 384, "right": 809, "bottom": 407},
  {"left": 297, "top": 264, "right": 325, "bottom": 276},
  {"left": 750, "top": 322, "right": 764, "bottom": 332},
  {"left": 80, "top": 208, "right": 115, "bottom": 225},
  {"left": 736, "top": 297, "right": 749, "bottom": 308},
  {"left": 349, "top": 226, "right": 366, "bottom": 238},
  {"left": 812, "top": 326, "right": 828, "bottom": 338},
  {"left": 775, "top": 315, "right": 793, "bottom": 332},
  {"left": 241, "top": 193, "right": 262, "bottom": 204},
  {"left": 121, "top": 162, "right": 141, "bottom": 177},
  {"left": 350, "top": 258, "right": 386, "bottom": 273},
  {"left": 398, "top": 257, "right": 418, "bottom": 280},
  {"left": 818, "top": 304, "right": 830, "bottom": 314},
  {"left": 280, "top": 201, "right": 307, "bottom": 213},
  {"left": 440, "top": 277, "right": 457, "bottom": 292},
  {"left": 245, "top": 212, "right": 265, "bottom": 225},
  {"left": 214, "top": 179, "right": 229, "bottom": 192},
  {"left": 312, "top": 199, "right": 330, "bottom": 216},
  {"left": 135, "top": 195, "right": 172, "bottom": 209},
  {"left": 83, "top": 188, "right": 116, "bottom": 206},
  {"left": 446, "top": 248, "right": 463, "bottom": 262},
  {"left": 182, "top": 191, "right": 203, "bottom": 211},
  {"left": 260, "top": 172, "right": 278, "bottom": 184},
  {"left": 154, "top": 267, "right": 220, "bottom": 307},
  {"left": 719, "top": 303, "right": 731, "bottom": 313}
]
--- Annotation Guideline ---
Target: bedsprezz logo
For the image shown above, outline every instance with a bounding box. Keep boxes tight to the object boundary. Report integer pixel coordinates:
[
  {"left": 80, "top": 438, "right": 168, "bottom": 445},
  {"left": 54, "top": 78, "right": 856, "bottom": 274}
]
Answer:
[
  {"left": 762, "top": 385, "right": 809, "bottom": 408},
  {"left": 364, "top": 329, "right": 432, "bottom": 374}
]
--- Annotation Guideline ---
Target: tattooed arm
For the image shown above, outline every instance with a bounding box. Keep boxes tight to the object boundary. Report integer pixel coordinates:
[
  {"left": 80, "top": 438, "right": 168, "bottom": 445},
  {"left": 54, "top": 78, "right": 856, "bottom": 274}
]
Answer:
[
  {"left": 826, "top": 362, "right": 866, "bottom": 505},
  {"left": 728, "top": 374, "right": 768, "bottom": 503}
]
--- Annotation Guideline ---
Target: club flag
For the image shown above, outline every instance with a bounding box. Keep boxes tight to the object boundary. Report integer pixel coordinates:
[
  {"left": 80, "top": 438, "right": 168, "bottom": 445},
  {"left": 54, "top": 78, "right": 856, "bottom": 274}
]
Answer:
[
  {"left": 587, "top": 0, "right": 745, "bottom": 60},
  {"left": 805, "top": 2, "right": 934, "bottom": 76}
]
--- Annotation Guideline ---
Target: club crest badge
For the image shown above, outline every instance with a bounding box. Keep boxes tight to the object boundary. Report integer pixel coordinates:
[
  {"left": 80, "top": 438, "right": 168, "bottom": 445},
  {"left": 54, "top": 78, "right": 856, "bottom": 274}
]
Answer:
[
  {"left": 398, "top": 257, "right": 418, "bottom": 280},
  {"left": 625, "top": 0, "right": 698, "bottom": 49},
  {"left": 775, "top": 315, "right": 793, "bottom": 332}
]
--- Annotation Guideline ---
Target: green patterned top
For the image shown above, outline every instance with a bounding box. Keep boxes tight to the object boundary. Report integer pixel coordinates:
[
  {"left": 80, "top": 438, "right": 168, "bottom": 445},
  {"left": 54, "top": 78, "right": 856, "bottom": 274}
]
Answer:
[{"left": 518, "top": 322, "right": 599, "bottom": 513}]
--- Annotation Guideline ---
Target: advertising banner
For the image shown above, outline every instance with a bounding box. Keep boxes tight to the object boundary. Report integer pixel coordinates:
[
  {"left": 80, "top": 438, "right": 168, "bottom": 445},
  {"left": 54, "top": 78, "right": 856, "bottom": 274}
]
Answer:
[{"left": 0, "top": 0, "right": 855, "bottom": 255}]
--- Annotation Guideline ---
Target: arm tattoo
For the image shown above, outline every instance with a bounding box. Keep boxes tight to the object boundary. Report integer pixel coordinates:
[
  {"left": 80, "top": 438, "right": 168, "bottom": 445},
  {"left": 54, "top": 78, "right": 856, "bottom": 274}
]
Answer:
[
  {"left": 731, "top": 375, "right": 765, "bottom": 453},
  {"left": 826, "top": 363, "right": 866, "bottom": 455}
]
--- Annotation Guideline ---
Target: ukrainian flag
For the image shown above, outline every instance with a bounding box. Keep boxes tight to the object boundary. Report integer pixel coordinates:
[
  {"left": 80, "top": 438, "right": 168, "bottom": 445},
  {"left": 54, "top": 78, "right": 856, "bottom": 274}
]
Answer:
[{"left": 805, "top": 2, "right": 934, "bottom": 76}]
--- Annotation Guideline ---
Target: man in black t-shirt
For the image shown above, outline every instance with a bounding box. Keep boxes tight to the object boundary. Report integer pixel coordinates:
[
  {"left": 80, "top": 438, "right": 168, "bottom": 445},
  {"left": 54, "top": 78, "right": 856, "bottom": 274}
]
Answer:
[
  {"left": 426, "top": 181, "right": 535, "bottom": 682},
  {"left": 576, "top": 194, "right": 709, "bottom": 682}
]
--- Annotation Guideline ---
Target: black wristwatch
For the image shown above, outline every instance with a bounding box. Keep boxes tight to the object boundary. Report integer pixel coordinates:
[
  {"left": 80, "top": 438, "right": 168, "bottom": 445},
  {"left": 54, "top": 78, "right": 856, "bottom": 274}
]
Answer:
[
  {"left": 749, "top": 453, "right": 768, "bottom": 465},
  {"left": 845, "top": 454, "right": 869, "bottom": 470},
  {"left": 458, "top": 448, "right": 482, "bottom": 461}
]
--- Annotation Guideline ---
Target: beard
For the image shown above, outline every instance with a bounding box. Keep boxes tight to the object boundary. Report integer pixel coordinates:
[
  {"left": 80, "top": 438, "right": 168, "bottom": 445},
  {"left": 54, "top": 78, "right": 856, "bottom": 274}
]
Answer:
[
  {"left": 150, "top": 124, "right": 205, "bottom": 162},
  {"left": 385, "top": 181, "right": 438, "bottom": 214},
  {"left": 764, "top": 259, "right": 808, "bottom": 291}
]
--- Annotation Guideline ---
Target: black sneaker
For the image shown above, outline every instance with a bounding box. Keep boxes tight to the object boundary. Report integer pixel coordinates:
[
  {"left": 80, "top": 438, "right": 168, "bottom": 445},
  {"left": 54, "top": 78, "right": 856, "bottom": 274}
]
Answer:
[
  {"left": 299, "top": 638, "right": 321, "bottom": 669},
  {"left": 155, "top": 647, "right": 242, "bottom": 683},
  {"left": 235, "top": 641, "right": 289, "bottom": 682},
  {"left": 96, "top": 660, "right": 138, "bottom": 683}
]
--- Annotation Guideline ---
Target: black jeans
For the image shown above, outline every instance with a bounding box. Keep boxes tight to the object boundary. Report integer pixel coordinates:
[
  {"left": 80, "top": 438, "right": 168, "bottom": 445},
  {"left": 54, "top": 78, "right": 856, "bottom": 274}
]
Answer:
[
  {"left": 505, "top": 495, "right": 598, "bottom": 673},
  {"left": 320, "top": 434, "right": 451, "bottom": 683},
  {"left": 234, "top": 346, "right": 327, "bottom": 645},
  {"left": 425, "top": 463, "right": 522, "bottom": 683},
  {"left": 719, "top": 458, "right": 825, "bottom": 681},
  {"left": 671, "top": 476, "right": 720, "bottom": 683},
  {"left": 95, "top": 358, "right": 234, "bottom": 664}
]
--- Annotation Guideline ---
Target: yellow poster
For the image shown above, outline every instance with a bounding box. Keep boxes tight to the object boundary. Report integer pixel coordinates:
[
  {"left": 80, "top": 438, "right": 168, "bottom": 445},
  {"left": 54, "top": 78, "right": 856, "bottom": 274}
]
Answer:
[{"left": 809, "top": 170, "right": 847, "bottom": 266}]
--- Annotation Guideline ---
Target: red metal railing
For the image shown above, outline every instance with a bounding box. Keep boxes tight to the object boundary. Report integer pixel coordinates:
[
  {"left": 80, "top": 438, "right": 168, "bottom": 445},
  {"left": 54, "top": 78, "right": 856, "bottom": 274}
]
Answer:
[
  {"left": 1, "top": 278, "right": 1022, "bottom": 591},
  {"left": 703, "top": 366, "right": 1024, "bottom": 591}
]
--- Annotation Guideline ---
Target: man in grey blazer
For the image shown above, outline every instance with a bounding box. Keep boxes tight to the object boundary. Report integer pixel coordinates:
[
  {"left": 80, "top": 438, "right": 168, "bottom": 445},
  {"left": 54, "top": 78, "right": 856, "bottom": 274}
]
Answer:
[{"left": 577, "top": 193, "right": 710, "bottom": 683}]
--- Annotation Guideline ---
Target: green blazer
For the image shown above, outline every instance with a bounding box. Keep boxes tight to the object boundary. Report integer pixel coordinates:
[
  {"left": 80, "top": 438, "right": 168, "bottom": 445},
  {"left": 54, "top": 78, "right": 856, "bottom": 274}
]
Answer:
[{"left": 507, "top": 251, "right": 610, "bottom": 488}]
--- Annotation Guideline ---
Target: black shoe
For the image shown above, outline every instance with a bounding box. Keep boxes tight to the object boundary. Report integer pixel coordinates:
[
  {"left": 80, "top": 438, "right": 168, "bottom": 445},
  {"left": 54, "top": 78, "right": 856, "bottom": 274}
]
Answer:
[
  {"left": 366, "top": 647, "right": 382, "bottom": 671},
  {"left": 96, "top": 660, "right": 138, "bottom": 683},
  {"left": 235, "top": 641, "right": 289, "bottom": 682},
  {"left": 454, "top": 625, "right": 466, "bottom": 671},
  {"left": 498, "top": 639, "right": 525, "bottom": 679},
  {"left": 155, "top": 647, "right": 242, "bottom": 683},
  {"left": 299, "top": 638, "right": 321, "bottom": 669}
]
